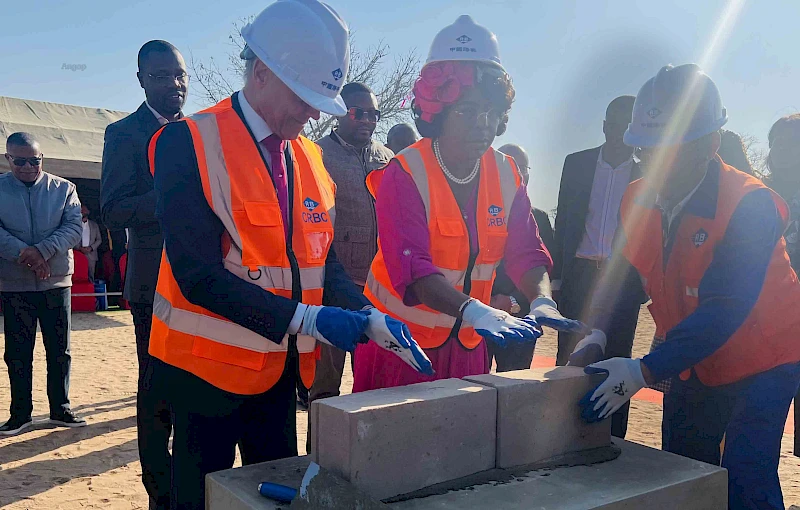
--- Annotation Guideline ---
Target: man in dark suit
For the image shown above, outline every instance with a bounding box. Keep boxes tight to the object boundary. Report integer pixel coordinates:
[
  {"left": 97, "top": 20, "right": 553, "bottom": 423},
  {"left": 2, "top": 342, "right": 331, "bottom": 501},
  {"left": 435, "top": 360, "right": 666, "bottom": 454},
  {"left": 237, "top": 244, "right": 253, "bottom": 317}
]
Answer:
[
  {"left": 100, "top": 40, "right": 187, "bottom": 510},
  {"left": 497, "top": 143, "right": 554, "bottom": 251},
  {"left": 488, "top": 143, "right": 555, "bottom": 372},
  {"left": 552, "top": 96, "right": 646, "bottom": 438}
]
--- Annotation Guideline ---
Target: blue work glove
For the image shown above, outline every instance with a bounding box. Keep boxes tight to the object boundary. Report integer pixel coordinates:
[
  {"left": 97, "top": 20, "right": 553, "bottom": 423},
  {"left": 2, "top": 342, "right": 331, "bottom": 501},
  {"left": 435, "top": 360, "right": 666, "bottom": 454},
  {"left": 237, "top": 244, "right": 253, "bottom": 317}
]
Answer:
[
  {"left": 364, "top": 309, "right": 435, "bottom": 376},
  {"left": 528, "top": 297, "right": 591, "bottom": 335},
  {"left": 461, "top": 299, "right": 542, "bottom": 348},
  {"left": 567, "top": 329, "right": 607, "bottom": 367},
  {"left": 299, "top": 305, "right": 370, "bottom": 352},
  {"left": 580, "top": 357, "right": 646, "bottom": 423}
]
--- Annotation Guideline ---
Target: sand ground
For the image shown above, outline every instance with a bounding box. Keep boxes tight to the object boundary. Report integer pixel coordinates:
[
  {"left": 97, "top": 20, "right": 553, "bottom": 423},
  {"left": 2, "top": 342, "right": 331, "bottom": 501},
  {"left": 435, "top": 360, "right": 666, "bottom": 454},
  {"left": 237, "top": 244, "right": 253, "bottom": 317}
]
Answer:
[{"left": 1, "top": 307, "right": 800, "bottom": 509}]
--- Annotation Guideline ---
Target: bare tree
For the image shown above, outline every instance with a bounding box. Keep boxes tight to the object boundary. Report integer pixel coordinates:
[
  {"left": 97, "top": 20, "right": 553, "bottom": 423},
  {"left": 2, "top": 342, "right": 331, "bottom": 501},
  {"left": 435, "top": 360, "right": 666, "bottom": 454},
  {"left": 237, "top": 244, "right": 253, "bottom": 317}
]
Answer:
[
  {"left": 189, "top": 18, "right": 421, "bottom": 141},
  {"left": 740, "top": 133, "right": 769, "bottom": 179}
]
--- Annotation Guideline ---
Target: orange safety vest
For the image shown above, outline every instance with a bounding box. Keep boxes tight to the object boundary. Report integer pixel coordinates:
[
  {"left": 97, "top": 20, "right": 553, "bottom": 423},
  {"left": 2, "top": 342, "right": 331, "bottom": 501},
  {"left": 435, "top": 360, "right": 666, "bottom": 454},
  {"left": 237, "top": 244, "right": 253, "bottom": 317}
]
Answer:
[
  {"left": 364, "top": 138, "right": 521, "bottom": 350},
  {"left": 147, "top": 96, "right": 335, "bottom": 395},
  {"left": 620, "top": 158, "right": 800, "bottom": 386}
]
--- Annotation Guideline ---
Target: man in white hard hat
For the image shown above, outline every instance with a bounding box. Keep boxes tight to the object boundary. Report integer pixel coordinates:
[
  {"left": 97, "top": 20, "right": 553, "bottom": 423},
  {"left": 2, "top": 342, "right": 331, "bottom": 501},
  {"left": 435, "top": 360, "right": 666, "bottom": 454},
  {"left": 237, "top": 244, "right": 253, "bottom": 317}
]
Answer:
[
  {"left": 146, "top": 1, "right": 431, "bottom": 507},
  {"left": 570, "top": 64, "right": 800, "bottom": 509}
]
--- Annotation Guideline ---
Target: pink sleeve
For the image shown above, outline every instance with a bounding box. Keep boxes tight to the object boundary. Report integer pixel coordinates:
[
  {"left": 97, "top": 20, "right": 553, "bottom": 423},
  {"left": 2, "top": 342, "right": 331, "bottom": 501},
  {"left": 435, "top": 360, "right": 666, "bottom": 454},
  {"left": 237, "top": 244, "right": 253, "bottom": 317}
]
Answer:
[
  {"left": 375, "top": 160, "right": 442, "bottom": 305},
  {"left": 503, "top": 186, "right": 554, "bottom": 286}
]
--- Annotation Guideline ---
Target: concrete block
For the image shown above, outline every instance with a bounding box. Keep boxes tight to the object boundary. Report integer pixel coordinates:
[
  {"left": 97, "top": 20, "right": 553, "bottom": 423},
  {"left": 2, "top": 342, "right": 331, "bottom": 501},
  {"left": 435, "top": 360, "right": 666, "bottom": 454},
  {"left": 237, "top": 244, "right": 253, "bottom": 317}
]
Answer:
[
  {"left": 464, "top": 366, "right": 610, "bottom": 468},
  {"left": 310, "top": 378, "right": 497, "bottom": 500}
]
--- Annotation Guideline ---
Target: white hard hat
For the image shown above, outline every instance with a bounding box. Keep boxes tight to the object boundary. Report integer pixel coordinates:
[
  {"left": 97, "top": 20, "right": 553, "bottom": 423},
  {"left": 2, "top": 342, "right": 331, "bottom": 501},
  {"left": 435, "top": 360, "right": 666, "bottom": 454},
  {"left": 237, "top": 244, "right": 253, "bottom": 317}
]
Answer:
[
  {"left": 624, "top": 64, "right": 728, "bottom": 148},
  {"left": 426, "top": 15, "right": 505, "bottom": 71},
  {"left": 240, "top": 0, "right": 350, "bottom": 116}
]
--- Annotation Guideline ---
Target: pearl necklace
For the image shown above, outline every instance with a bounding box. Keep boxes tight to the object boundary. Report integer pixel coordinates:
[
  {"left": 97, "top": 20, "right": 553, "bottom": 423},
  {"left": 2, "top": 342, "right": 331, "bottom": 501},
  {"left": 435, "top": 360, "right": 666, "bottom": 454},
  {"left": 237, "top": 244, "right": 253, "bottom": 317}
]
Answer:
[{"left": 433, "top": 139, "right": 480, "bottom": 185}]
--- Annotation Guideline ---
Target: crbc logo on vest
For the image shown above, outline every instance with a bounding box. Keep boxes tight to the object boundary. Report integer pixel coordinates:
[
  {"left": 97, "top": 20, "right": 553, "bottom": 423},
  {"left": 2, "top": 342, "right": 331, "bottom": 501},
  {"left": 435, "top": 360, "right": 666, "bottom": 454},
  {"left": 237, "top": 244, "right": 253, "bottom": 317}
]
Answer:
[
  {"left": 302, "top": 197, "right": 329, "bottom": 224},
  {"left": 488, "top": 204, "right": 506, "bottom": 227}
]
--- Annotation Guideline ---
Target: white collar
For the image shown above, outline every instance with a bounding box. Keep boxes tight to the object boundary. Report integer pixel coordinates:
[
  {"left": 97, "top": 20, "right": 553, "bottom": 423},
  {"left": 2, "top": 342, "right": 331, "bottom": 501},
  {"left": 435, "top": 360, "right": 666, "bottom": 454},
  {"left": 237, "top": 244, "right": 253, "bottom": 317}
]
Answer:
[
  {"left": 145, "top": 101, "right": 170, "bottom": 126},
  {"left": 597, "top": 145, "right": 634, "bottom": 171},
  {"left": 657, "top": 169, "right": 708, "bottom": 227},
  {"left": 331, "top": 129, "right": 370, "bottom": 153},
  {"left": 238, "top": 90, "right": 274, "bottom": 142}
]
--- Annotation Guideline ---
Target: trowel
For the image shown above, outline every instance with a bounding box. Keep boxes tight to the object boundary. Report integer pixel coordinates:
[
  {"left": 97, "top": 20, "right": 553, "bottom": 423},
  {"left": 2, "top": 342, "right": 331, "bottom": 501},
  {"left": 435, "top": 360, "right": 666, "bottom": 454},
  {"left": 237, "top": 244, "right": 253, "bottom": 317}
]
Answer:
[{"left": 258, "top": 461, "right": 388, "bottom": 509}]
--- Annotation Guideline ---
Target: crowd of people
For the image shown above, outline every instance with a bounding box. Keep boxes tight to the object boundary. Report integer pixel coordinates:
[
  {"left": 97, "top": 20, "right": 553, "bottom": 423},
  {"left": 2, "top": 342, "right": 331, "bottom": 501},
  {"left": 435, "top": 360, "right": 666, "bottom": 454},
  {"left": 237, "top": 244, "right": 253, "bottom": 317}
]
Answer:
[{"left": 2, "top": 1, "right": 800, "bottom": 509}]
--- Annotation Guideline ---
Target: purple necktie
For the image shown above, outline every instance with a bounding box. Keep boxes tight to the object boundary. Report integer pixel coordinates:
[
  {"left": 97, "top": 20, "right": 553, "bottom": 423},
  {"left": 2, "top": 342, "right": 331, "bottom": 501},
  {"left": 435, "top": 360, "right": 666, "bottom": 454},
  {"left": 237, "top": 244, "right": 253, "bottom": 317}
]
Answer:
[{"left": 260, "top": 134, "right": 290, "bottom": 238}]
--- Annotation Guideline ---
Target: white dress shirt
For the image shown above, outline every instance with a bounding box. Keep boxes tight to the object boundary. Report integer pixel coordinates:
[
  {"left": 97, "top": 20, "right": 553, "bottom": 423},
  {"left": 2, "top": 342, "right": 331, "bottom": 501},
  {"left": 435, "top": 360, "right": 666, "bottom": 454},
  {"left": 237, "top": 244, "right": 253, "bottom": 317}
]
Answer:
[
  {"left": 575, "top": 147, "right": 634, "bottom": 261},
  {"left": 145, "top": 101, "right": 170, "bottom": 126},
  {"left": 81, "top": 220, "right": 91, "bottom": 247},
  {"left": 237, "top": 90, "right": 306, "bottom": 334}
]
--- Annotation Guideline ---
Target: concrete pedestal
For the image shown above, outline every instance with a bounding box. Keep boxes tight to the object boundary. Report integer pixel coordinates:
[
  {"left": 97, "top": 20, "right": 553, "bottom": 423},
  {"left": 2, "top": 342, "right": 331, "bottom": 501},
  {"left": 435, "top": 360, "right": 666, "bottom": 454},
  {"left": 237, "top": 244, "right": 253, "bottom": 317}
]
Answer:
[{"left": 206, "top": 440, "right": 727, "bottom": 510}]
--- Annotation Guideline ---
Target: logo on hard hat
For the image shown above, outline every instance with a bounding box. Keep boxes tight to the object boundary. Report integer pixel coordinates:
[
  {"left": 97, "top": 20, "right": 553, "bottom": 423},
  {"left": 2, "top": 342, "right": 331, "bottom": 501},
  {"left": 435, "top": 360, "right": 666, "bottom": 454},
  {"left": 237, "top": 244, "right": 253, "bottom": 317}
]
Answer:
[
  {"left": 692, "top": 228, "right": 708, "bottom": 248},
  {"left": 304, "top": 197, "right": 320, "bottom": 211},
  {"left": 456, "top": 35, "right": 472, "bottom": 44},
  {"left": 332, "top": 68, "right": 343, "bottom": 81},
  {"left": 647, "top": 108, "right": 662, "bottom": 119}
]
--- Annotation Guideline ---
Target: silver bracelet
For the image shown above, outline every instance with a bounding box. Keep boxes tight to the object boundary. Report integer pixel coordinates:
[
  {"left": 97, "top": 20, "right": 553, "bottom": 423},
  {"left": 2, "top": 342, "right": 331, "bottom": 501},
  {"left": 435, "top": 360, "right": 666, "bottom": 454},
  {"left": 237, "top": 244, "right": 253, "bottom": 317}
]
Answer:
[{"left": 458, "top": 297, "right": 475, "bottom": 319}]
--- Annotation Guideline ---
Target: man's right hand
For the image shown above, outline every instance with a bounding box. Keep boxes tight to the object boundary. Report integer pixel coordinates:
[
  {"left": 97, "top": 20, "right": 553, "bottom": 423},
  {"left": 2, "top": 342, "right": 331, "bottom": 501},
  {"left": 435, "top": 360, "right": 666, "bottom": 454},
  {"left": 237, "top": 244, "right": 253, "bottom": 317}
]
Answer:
[
  {"left": 567, "top": 329, "right": 607, "bottom": 367},
  {"left": 298, "top": 305, "right": 370, "bottom": 353},
  {"left": 490, "top": 294, "right": 514, "bottom": 313}
]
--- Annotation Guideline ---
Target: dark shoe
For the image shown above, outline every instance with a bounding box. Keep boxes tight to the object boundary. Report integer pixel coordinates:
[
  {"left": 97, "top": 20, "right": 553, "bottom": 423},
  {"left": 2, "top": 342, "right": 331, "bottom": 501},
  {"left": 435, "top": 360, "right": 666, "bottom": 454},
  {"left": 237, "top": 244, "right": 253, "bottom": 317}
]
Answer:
[
  {"left": 297, "top": 396, "right": 309, "bottom": 411},
  {"left": 0, "top": 416, "right": 33, "bottom": 436},
  {"left": 49, "top": 410, "right": 87, "bottom": 428}
]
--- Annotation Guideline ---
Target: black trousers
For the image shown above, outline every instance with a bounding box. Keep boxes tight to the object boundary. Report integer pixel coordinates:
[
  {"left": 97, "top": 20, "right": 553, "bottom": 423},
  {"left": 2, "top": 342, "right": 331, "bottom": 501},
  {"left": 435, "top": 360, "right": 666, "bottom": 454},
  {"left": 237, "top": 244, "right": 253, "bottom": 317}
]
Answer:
[
  {"left": 557, "top": 258, "right": 640, "bottom": 438},
  {"left": 2, "top": 288, "right": 72, "bottom": 419},
  {"left": 487, "top": 341, "right": 535, "bottom": 372},
  {"left": 131, "top": 303, "right": 172, "bottom": 510},
  {"left": 150, "top": 357, "right": 298, "bottom": 510}
]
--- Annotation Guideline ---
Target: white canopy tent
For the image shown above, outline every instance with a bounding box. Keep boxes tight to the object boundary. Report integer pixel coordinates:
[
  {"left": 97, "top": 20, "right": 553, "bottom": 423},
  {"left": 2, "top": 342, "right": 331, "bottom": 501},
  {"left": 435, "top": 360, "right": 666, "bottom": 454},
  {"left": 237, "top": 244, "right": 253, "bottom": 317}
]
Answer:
[{"left": 0, "top": 96, "right": 128, "bottom": 180}]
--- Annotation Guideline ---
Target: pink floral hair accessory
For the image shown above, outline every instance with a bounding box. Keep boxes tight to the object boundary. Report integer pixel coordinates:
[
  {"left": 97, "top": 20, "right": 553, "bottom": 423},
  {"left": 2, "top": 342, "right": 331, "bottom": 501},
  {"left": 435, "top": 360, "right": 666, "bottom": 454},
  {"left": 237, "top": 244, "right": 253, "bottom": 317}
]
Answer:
[{"left": 412, "top": 61, "right": 475, "bottom": 122}]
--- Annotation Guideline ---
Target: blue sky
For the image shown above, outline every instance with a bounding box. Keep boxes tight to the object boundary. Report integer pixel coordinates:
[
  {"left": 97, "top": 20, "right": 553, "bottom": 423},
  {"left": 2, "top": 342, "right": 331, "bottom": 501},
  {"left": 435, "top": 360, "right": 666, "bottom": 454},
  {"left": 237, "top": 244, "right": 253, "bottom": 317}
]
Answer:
[{"left": 2, "top": 0, "right": 799, "bottom": 210}]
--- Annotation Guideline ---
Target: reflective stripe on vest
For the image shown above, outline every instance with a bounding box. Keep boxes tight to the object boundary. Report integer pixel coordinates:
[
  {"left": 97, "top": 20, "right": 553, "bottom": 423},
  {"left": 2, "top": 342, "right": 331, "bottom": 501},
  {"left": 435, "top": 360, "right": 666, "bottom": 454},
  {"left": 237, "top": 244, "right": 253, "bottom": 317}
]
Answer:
[
  {"left": 365, "top": 139, "right": 521, "bottom": 350},
  {"left": 147, "top": 96, "right": 335, "bottom": 394},
  {"left": 621, "top": 158, "right": 800, "bottom": 386},
  {"left": 152, "top": 288, "right": 316, "bottom": 354}
]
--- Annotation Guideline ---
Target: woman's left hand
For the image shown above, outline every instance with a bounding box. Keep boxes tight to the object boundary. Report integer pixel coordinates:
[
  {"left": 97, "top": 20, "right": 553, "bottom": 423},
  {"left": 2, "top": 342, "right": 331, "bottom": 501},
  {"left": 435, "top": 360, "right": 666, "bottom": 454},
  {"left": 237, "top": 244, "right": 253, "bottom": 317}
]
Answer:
[{"left": 528, "top": 297, "right": 591, "bottom": 334}]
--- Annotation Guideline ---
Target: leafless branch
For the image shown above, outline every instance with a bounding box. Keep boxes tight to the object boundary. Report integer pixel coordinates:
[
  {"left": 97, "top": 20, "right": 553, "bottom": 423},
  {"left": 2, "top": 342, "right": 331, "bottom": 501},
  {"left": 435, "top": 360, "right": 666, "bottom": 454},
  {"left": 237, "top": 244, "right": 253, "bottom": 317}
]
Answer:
[
  {"left": 189, "top": 21, "right": 421, "bottom": 142},
  {"left": 740, "top": 133, "right": 770, "bottom": 180}
]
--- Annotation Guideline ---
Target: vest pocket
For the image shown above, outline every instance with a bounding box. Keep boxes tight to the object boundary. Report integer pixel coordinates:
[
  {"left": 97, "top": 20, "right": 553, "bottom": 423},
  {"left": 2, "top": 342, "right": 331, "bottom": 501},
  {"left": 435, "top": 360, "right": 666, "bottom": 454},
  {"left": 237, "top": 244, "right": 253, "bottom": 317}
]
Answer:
[
  {"left": 300, "top": 221, "right": 334, "bottom": 264},
  {"left": 235, "top": 202, "right": 286, "bottom": 269},
  {"left": 432, "top": 217, "right": 467, "bottom": 268},
  {"left": 482, "top": 231, "right": 509, "bottom": 263},
  {"left": 191, "top": 336, "right": 267, "bottom": 371}
]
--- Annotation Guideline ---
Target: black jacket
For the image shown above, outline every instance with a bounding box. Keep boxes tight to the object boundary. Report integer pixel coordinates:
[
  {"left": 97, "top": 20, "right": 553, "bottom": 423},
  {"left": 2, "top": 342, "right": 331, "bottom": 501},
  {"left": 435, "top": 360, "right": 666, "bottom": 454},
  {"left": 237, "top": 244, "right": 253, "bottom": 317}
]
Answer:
[
  {"left": 100, "top": 102, "right": 164, "bottom": 304},
  {"left": 552, "top": 146, "right": 645, "bottom": 306}
]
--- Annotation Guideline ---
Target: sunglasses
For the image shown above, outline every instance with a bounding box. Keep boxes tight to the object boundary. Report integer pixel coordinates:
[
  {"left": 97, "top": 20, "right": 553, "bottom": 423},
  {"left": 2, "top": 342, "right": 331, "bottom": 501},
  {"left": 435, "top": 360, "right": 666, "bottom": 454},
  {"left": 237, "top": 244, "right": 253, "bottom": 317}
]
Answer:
[
  {"left": 347, "top": 107, "right": 381, "bottom": 123},
  {"left": 6, "top": 155, "right": 42, "bottom": 167}
]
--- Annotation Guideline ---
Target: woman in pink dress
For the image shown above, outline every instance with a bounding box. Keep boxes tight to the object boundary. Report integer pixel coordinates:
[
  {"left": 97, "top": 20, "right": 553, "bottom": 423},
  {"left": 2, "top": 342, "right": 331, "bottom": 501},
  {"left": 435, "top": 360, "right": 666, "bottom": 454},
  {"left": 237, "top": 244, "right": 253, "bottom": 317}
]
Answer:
[{"left": 353, "top": 15, "right": 589, "bottom": 392}]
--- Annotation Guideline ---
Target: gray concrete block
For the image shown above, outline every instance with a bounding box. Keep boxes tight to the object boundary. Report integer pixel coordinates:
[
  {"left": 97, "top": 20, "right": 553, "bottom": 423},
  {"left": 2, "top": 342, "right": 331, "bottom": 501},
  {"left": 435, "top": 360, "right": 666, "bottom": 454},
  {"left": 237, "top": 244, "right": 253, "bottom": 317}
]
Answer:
[
  {"left": 310, "top": 378, "right": 497, "bottom": 500},
  {"left": 464, "top": 366, "right": 610, "bottom": 468}
]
